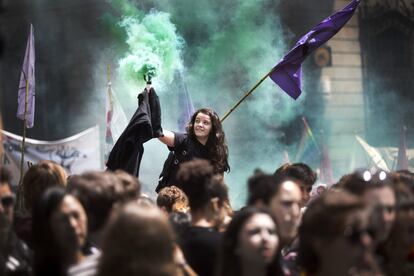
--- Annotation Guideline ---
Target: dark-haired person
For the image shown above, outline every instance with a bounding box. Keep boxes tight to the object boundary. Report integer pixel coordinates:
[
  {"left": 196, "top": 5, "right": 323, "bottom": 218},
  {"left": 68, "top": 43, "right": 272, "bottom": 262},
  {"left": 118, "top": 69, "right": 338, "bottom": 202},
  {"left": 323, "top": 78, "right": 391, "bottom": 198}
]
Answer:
[
  {"left": 32, "top": 186, "right": 88, "bottom": 276},
  {"left": 14, "top": 160, "right": 67, "bottom": 248},
  {"left": 298, "top": 190, "right": 380, "bottom": 276},
  {"left": 0, "top": 166, "right": 31, "bottom": 276},
  {"left": 274, "top": 163, "right": 317, "bottom": 208},
  {"left": 97, "top": 202, "right": 184, "bottom": 276},
  {"left": 247, "top": 173, "right": 302, "bottom": 275},
  {"left": 176, "top": 159, "right": 229, "bottom": 276},
  {"left": 67, "top": 171, "right": 123, "bottom": 249},
  {"left": 156, "top": 105, "right": 230, "bottom": 192},
  {"left": 379, "top": 178, "right": 414, "bottom": 276},
  {"left": 342, "top": 171, "right": 396, "bottom": 244},
  {"left": 247, "top": 174, "right": 301, "bottom": 245},
  {"left": 216, "top": 207, "right": 284, "bottom": 276},
  {"left": 113, "top": 169, "right": 141, "bottom": 202}
]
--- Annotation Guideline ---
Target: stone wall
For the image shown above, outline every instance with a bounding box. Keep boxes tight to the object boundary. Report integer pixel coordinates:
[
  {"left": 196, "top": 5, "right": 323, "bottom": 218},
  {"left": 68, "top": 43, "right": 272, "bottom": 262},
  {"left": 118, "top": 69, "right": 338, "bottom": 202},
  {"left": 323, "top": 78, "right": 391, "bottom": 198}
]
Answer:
[{"left": 321, "top": 0, "right": 365, "bottom": 177}]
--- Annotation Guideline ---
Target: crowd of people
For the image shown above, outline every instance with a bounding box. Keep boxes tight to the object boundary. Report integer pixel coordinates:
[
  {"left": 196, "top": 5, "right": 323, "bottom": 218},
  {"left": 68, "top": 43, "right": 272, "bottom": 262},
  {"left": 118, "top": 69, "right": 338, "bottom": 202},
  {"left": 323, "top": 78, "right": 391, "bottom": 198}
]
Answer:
[
  {"left": 1, "top": 94, "right": 413, "bottom": 276},
  {"left": 1, "top": 159, "right": 414, "bottom": 276}
]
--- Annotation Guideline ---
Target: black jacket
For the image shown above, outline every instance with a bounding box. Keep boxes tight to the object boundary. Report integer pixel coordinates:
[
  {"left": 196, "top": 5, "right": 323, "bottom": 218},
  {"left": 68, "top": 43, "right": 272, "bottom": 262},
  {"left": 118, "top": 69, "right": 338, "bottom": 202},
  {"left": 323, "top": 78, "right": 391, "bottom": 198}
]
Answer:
[{"left": 106, "top": 88, "right": 162, "bottom": 176}]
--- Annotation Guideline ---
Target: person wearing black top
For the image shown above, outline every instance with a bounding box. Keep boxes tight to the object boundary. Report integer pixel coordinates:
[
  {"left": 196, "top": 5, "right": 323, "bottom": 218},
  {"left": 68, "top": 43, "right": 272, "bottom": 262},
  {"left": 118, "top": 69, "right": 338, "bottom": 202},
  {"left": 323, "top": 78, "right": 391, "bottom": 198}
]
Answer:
[
  {"left": 174, "top": 160, "right": 229, "bottom": 276},
  {"left": 156, "top": 95, "right": 230, "bottom": 192},
  {"left": 0, "top": 167, "right": 32, "bottom": 276}
]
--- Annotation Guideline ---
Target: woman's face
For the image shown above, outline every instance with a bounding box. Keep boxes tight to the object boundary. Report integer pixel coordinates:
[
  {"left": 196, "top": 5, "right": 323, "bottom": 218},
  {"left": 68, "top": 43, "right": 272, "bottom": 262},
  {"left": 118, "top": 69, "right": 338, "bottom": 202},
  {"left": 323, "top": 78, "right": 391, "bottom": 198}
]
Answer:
[
  {"left": 193, "top": 112, "right": 212, "bottom": 142},
  {"left": 237, "top": 213, "right": 279, "bottom": 265},
  {"left": 50, "top": 195, "right": 88, "bottom": 250}
]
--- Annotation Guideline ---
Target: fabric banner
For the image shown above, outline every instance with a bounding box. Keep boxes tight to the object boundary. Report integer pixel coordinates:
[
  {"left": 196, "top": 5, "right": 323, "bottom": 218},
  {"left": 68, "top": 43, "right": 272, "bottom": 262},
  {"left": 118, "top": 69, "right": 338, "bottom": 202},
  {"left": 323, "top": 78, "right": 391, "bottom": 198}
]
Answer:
[{"left": 1, "top": 126, "right": 101, "bottom": 186}]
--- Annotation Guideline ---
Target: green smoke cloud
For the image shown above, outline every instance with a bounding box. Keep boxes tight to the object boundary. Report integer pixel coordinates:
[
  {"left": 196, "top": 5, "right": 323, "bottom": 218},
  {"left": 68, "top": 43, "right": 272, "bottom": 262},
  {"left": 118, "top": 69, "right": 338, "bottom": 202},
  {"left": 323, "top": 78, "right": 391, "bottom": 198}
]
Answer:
[
  {"left": 117, "top": 10, "right": 184, "bottom": 87},
  {"left": 107, "top": 0, "right": 307, "bottom": 208}
]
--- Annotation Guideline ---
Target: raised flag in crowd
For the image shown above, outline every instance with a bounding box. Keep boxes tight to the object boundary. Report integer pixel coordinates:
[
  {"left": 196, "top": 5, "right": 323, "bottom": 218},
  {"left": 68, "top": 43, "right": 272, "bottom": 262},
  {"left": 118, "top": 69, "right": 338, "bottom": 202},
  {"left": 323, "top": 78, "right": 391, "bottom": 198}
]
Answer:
[
  {"left": 270, "top": 0, "right": 360, "bottom": 99},
  {"left": 16, "top": 24, "right": 35, "bottom": 128}
]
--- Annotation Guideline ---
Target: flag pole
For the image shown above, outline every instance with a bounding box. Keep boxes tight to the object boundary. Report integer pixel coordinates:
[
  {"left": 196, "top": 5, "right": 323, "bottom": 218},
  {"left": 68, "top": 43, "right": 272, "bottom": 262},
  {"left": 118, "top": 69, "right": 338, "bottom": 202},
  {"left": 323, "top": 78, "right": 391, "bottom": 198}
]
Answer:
[
  {"left": 17, "top": 78, "right": 29, "bottom": 211},
  {"left": 220, "top": 68, "right": 275, "bottom": 123}
]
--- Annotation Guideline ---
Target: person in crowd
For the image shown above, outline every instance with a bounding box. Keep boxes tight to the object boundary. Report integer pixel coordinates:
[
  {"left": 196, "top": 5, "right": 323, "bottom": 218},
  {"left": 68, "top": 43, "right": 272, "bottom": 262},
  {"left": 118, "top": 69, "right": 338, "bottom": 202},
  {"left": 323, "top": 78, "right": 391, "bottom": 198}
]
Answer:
[
  {"left": 32, "top": 186, "right": 88, "bottom": 276},
  {"left": 68, "top": 170, "right": 141, "bottom": 276},
  {"left": 331, "top": 173, "right": 352, "bottom": 190},
  {"left": 274, "top": 163, "right": 317, "bottom": 208},
  {"left": 247, "top": 173, "right": 302, "bottom": 275},
  {"left": 157, "top": 185, "right": 189, "bottom": 214},
  {"left": 156, "top": 106, "right": 230, "bottom": 192},
  {"left": 379, "top": 179, "right": 414, "bottom": 276},
  {"left": 247, "top": 173, "right": 302, "bottom": 245},
  {"left": 342, "top": 170, "right": 396, "bottom": 244},
  {"left": 169, "top": 211, "right": 192, "bottom": 242},
  {"left": 216, "top": 207, "right": 284, "bottom": 276},
  {"left": 0, "top": 166, "right": 31, "bottom": 276},
  {"left": 113, "top": 169, "right": 141, "bottom": 202},
  {"left": 67, "top": 171, "right": 123, "bottom": 249},
  {"left": 97, "top": 202, "right": 184, "bottom": 276},
  {"left": 14, "top": 160, "right": 67, "bottom": 248},
  {"left": 176, "top": 159, "right": 229, "bottom": 276},
  {"left": 23, "top": 161, "right": 67, "bottom": 211},
  {"left": 298, "top": 190, "right": 380, "bottom": 276}
]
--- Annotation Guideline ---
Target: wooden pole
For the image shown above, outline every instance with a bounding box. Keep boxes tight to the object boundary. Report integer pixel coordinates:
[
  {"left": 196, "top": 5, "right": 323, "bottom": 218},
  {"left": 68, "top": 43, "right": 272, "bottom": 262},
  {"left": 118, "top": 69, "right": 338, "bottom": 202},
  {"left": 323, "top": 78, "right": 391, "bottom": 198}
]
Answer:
[
  {"left": 220, "top": 68, "right": 275, "bottom": 123},
  {"left": 17, "top": 79, "right": 29, "bottom": 211}
]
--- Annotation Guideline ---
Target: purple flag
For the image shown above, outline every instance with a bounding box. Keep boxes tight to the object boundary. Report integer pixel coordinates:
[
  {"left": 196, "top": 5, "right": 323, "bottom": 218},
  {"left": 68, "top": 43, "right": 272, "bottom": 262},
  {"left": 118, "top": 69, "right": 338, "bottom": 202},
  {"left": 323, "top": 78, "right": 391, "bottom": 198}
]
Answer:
[
  {"left": 17, "top": 24, "right": 35, "bottom": 128},
  {"left": 270, "top": 0, "right": 360, "bottom": 99}
]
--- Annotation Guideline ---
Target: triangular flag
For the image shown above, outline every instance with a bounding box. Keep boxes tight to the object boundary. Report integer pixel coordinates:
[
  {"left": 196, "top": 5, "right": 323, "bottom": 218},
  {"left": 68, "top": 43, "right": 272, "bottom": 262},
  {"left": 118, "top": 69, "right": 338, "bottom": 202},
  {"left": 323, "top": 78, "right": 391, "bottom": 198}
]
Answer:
[{"left": 17, "top": 24, "right": 35, "bottom": 128}]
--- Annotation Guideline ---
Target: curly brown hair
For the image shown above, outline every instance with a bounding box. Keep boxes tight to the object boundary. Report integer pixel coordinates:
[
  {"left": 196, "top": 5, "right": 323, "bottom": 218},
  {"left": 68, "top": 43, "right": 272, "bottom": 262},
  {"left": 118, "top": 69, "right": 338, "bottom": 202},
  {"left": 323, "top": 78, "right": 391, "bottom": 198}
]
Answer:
[
  {"left": 186, "top": 108, "right": 230, "bottom": 174},
  {"left": 156, "top": 185, "right": 188, "bottom": 213}
]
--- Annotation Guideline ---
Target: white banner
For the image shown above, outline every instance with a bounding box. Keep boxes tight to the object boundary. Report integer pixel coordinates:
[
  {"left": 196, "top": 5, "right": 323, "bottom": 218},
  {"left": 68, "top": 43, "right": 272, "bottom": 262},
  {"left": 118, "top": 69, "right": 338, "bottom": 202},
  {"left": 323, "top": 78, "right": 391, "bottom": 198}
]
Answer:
[{"left": 1, "top": 126, "right": 101, "bottom": 186}]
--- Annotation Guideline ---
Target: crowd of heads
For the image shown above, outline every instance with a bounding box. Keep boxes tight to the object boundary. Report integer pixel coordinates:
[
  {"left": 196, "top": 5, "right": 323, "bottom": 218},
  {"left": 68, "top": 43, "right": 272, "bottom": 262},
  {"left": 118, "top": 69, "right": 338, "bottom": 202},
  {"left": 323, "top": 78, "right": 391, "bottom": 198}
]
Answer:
[{"left": 1, "top": 159, "right": 414, "bottom": 276}]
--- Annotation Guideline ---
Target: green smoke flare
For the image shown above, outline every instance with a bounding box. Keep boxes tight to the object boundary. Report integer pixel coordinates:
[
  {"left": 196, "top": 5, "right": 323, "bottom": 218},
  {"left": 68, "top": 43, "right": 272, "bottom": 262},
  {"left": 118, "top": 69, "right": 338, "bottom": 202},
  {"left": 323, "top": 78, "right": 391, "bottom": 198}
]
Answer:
[{"left": 118, "top": 11, "right": 184, "bottom": 86}]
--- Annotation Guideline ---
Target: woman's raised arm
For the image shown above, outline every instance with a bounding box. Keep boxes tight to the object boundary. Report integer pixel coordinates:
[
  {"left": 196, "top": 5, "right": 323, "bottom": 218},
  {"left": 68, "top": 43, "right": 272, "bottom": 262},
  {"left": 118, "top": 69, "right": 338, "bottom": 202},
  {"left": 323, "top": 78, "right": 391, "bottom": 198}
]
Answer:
[{"left": 158, "top": 130, "right": 175, "bottom": 147}]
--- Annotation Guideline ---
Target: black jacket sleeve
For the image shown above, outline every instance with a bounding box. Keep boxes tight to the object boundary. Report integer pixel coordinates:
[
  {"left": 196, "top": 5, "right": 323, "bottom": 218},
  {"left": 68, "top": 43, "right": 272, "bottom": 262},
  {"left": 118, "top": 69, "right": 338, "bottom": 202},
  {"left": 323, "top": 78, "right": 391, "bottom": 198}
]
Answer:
[
  {"left": 148, "top": 87, "right": 164, "bottom": 138},
  {"left": 106, "top": 89, "right": 159, "bottom": 176}
]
